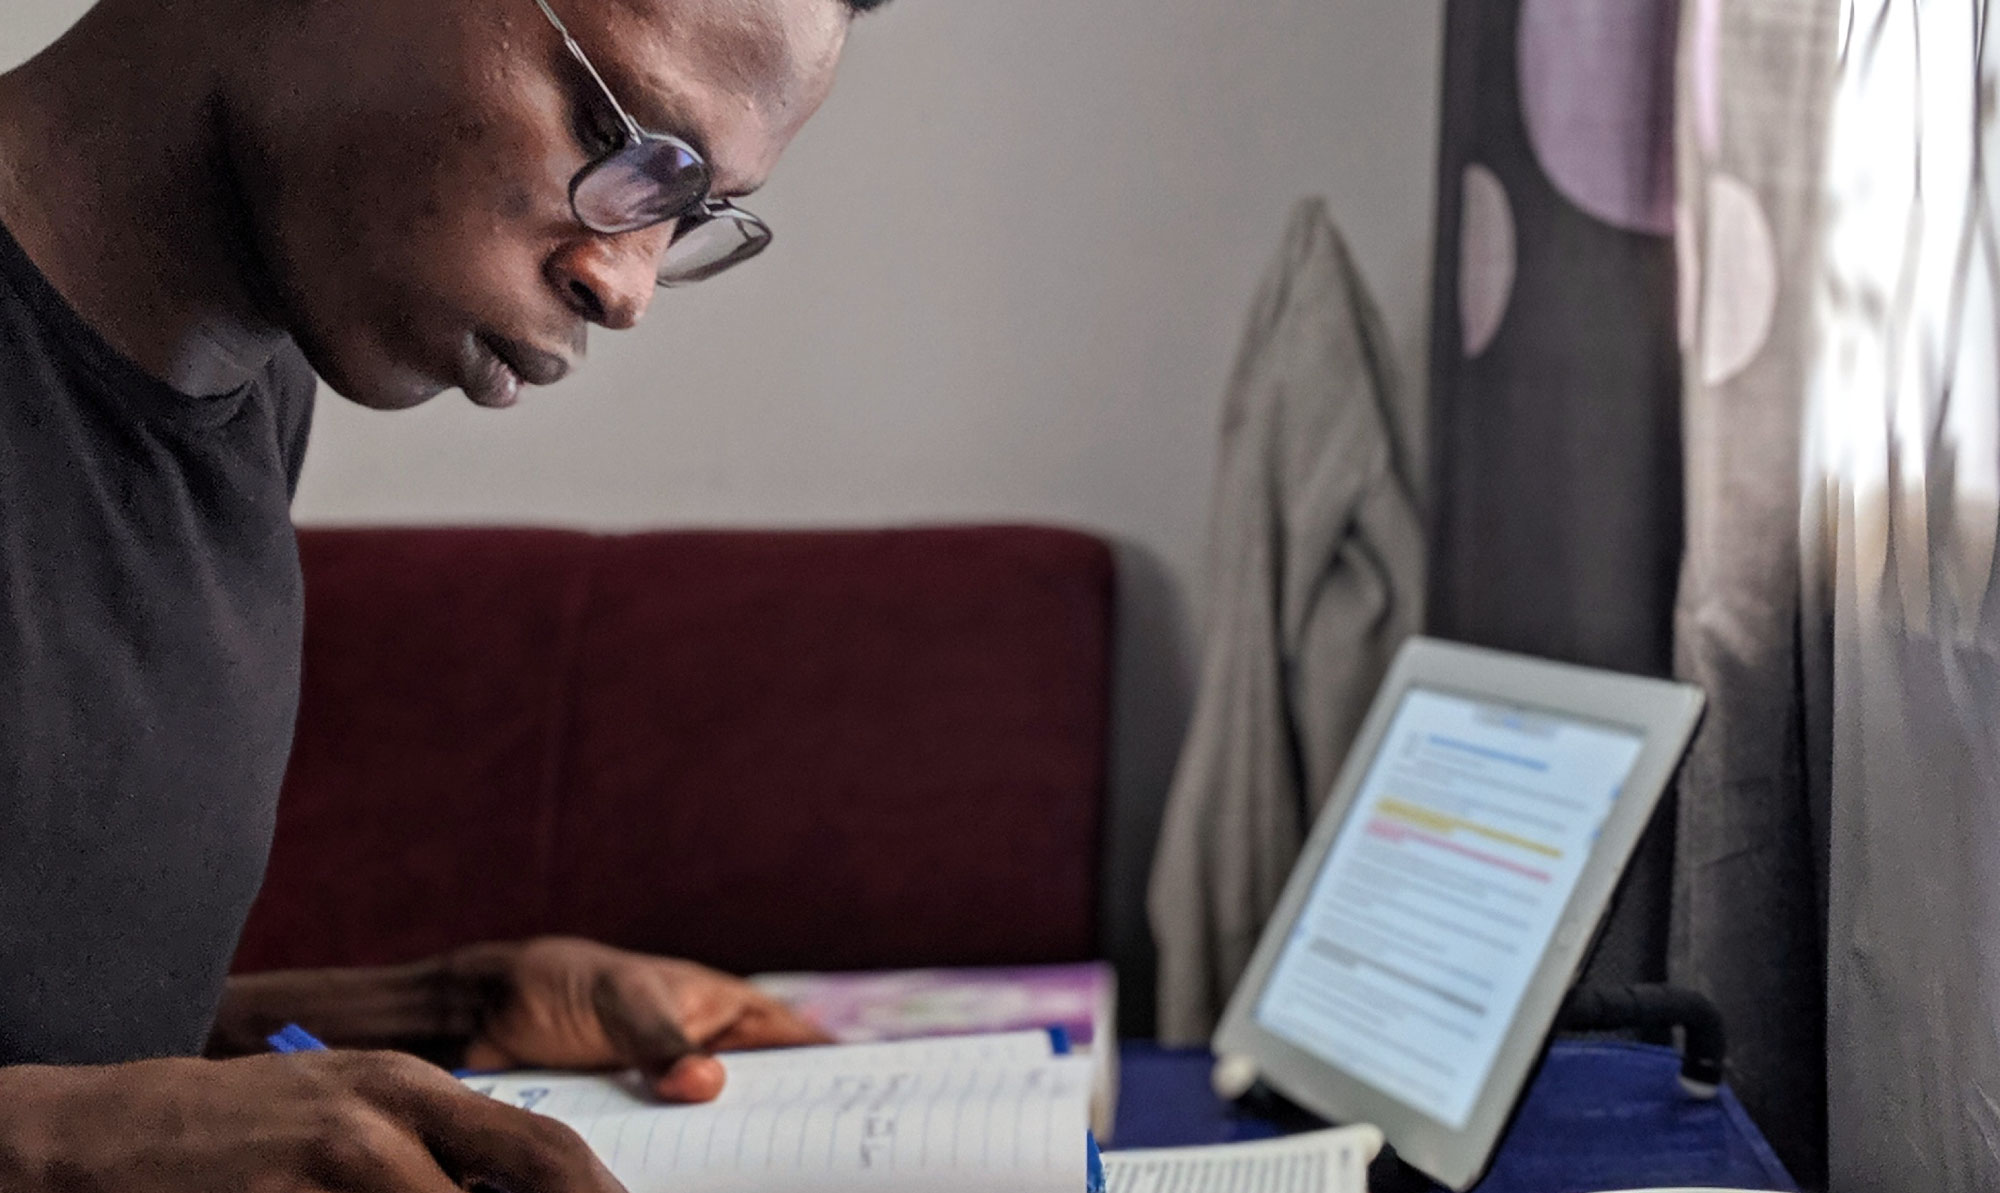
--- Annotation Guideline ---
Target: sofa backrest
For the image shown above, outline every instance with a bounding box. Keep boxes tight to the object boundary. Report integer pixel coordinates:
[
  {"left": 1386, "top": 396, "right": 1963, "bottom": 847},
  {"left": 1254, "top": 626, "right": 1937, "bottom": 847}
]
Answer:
[{"left": 232, "top": 526, "right": 1115, "bottom": 976}]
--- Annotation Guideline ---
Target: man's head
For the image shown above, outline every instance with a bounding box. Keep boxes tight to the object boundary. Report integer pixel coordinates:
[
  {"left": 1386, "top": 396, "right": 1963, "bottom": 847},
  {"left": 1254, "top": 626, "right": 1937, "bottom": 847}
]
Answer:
[{"left": 224, "top": 0, "right": 875, "bottom": 409}]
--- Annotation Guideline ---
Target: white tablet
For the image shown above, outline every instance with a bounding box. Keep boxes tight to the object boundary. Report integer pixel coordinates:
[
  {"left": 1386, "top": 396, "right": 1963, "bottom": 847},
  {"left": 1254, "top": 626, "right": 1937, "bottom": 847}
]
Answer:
[{"left": 1211, "top": 637, "right": 1704, "bottom": 1191}]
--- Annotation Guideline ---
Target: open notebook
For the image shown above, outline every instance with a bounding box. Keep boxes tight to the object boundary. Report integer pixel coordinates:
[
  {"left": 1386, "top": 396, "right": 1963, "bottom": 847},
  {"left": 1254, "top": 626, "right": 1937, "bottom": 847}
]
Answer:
[{"left": 466, "top": 1031, "right": 1380, "bottom": 1193}]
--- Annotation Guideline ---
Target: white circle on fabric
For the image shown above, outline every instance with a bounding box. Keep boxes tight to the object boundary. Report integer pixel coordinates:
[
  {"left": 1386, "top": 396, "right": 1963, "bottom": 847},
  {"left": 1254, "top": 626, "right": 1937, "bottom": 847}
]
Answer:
[
  {"left": 1698, "top": 173, "right": 1779, "bottom": 385},
  {"left": 1459, "top": 163, "right": 1516, "bottom": 358},
  {"left": 1517, "top": 0, "right": 1678, "bottom": 235}
]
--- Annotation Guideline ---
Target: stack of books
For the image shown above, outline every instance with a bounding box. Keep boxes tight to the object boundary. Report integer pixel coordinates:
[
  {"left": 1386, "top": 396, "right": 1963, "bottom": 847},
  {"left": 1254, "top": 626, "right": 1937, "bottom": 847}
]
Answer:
[{"left": 752, "top": 962, "right": 1119, "bottom": 1139}]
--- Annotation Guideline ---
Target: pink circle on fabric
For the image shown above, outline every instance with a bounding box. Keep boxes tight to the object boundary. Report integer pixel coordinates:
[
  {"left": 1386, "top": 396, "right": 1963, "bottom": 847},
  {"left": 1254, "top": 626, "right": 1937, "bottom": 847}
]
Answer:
[
  {"left": 1692, "top": 0, "right": 1724, "bottom": 155},
  {"left": 1698, "top": 173, "right": 1778, "bottom": 385},
  {"left": 1459, "top": 163, "right": 1516, "bottom": 358},
  {"left": 1517, "top": 0, "right": 1678, "bottom": 235}
]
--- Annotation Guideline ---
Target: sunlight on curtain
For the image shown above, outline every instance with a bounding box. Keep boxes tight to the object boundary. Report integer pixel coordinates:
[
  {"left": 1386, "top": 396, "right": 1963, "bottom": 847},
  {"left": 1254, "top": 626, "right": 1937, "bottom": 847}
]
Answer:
[{"left": 1805, "top": 1, "right": 2000, "bottom": 1187}]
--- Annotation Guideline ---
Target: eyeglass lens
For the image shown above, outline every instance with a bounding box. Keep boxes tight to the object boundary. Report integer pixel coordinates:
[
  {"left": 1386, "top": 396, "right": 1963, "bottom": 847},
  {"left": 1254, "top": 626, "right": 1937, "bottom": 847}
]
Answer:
[
  {"left": 571, "top": 138, "right": 710, "bottom": 235},
  {"left": 658, "top": 214, "right": 772, "bottom": 287},
  {"left": 569, "top": 138, "right": 773, "bottom": 285}
]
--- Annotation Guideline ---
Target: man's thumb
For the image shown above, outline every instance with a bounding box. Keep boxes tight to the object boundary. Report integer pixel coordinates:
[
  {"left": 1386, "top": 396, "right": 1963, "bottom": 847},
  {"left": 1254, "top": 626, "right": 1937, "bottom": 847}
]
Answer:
[{"left": 591, "top": 973, "right": 726, "bottom": 1102}]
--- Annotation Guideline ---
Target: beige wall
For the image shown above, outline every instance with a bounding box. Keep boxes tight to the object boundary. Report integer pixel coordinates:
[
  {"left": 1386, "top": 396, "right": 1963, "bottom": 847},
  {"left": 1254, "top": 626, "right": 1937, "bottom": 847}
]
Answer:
[{"left": 4, "top": 0, "right": 1442, "bottom": 1025}]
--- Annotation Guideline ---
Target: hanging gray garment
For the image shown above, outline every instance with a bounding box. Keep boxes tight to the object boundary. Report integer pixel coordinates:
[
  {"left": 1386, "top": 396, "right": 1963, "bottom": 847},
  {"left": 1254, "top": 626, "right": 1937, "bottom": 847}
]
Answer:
[
  {"left": 1667, "top": 0, "right": 1840, "bottom": 1185},
  {"left": 1148, "top": 198, "right": 1425, "bottom": 1044}
]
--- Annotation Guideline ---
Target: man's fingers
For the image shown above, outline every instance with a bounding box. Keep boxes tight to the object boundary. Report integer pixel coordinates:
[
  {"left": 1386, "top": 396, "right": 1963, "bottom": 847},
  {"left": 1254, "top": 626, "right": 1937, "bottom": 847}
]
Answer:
[
  {"left": 649, "top": 1054, "right": 728, "bottom": 1103},
  {"left": 590, "top": 970, "right": 705, "bottom": 1079},
  {"left": 427, "top": 1096, "right": 626, "bottom": 1193},
  {"left": 709, "top": 1001, "right": 835, "bottom": 1051},
  {"left": 461, "top": 1038, "right": 513, "bottom": 1073},
  {"left": 344, "top": 1051, "right": 626, "bottom": 1193},
  {"left": 307, "top": 1102, "right": 463, "bottom": 1193}
]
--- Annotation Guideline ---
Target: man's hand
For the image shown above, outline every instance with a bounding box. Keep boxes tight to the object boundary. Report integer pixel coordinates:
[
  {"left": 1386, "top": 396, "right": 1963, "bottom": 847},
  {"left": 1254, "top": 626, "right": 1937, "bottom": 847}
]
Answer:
[
  {"left": 449, "top": 937, "right": 831, "bottom": 1102},
  {"left": 0, "top": 1049, "right": 625, "bottom": 1192}
]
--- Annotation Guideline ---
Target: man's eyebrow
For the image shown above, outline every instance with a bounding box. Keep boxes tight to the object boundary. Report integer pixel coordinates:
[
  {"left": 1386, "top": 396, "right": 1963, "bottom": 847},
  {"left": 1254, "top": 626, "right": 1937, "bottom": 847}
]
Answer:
[
  {"left": 620, "top": 84, "right": 708, "bottom": 156},
  {"left": 561, "top": 41, "right": 701, "bottom": 154},
  {"left": 570, "top": 32, "right": 769, "bottom": 200},
  {"left": 609, "top": 78, "right": 764, "bottom": 195},
  {"left": 632, "top": 88, "right": 767, "bottom": 198}
]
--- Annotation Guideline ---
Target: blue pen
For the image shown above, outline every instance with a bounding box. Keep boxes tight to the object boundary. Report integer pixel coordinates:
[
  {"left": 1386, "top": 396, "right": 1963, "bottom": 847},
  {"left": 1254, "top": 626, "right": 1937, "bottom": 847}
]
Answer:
[
  {"left": 270, "top": 1021, "right": 494, "bottom": 1081},
  {"left": 267, "top": 1023, "right": 329, "bottom": 1053}
]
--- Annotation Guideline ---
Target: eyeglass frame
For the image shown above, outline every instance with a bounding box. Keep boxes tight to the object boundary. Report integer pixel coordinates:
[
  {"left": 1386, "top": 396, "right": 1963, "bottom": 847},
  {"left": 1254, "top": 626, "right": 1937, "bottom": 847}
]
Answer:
[{"left": 530, "top": 0, "right": 773, "bottom": 286}]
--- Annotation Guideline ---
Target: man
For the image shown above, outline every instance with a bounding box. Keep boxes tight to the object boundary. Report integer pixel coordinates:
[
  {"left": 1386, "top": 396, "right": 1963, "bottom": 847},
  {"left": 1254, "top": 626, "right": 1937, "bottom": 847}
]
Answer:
[{"left": 0, "top": 0, "right": 882, "bottom": 1185}]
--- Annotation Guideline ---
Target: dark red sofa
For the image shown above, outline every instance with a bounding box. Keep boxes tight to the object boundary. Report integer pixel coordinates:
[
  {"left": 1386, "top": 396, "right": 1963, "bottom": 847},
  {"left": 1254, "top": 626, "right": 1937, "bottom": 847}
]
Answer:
[{"left": 231, "top": 525, "right": 1116, "bottom": 978}]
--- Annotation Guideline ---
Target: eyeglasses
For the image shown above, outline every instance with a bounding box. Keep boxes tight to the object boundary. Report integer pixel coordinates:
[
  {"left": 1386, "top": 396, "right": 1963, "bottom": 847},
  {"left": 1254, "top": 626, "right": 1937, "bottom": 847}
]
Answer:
[{"left": 531, "top": 0, "right": 772, "bottom": 286}]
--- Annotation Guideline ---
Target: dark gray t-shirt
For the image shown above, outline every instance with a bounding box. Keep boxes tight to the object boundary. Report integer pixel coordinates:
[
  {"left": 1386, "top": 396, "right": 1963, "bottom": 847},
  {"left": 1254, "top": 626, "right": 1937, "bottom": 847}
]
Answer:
[{"left": 0, "top": 220, "right": 313, "bottom": 1064}]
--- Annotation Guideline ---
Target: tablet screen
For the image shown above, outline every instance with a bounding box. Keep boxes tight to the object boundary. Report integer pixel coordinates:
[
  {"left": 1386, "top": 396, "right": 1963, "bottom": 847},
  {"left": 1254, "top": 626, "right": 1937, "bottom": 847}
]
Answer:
[{"left": 1253, "top": 686, "right": 1644, "bottom": 1130}]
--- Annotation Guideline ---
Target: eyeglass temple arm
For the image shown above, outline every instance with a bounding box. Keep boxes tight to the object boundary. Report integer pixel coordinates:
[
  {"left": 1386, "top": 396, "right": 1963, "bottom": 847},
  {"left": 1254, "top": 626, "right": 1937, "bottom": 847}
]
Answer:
[{"left": 530, "top": 0, "right": 647, "bottom": 142}]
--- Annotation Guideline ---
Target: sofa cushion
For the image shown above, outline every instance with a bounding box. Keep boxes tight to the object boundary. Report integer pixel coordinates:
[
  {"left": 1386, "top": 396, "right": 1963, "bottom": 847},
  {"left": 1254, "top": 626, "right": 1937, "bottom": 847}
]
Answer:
[
  {"left": 230, "top": 528, "right": 597, "bottom": 972},
  {"left": 232, "top": 526, "right": 1115, "bottom": 975}
]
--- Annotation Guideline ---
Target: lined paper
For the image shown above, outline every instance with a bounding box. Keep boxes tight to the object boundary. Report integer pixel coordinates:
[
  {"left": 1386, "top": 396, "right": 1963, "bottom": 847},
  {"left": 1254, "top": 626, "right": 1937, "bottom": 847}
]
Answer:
[
  {"left": 1101, "top": 1126, "right": 1382, "bottom": 1193},
  {"left": 467, "top": 1032, "right": 1091, "bottom": 1193}
]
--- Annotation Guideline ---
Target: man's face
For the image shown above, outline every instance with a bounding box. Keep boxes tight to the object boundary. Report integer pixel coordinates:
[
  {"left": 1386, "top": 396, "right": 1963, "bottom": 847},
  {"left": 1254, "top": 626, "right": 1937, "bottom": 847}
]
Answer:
[{"left": 234, "top": 0, "right": 849, "bottom": 409}]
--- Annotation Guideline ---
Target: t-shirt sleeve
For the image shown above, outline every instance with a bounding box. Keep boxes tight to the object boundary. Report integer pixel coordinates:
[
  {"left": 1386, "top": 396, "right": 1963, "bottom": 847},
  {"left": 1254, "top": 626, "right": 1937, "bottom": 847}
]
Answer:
[{"left": 264, "top": 342, "right": 318, "bottom": 500}]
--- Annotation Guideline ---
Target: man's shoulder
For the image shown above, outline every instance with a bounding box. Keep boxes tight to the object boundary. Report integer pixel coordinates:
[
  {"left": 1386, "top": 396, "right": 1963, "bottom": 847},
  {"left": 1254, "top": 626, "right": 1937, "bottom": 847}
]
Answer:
[
  {"left": 260, "top": 339, "right": 317, "bottom": 496},
  {"left": 261, "top": 338, "right": 317, "bottom": 407}
]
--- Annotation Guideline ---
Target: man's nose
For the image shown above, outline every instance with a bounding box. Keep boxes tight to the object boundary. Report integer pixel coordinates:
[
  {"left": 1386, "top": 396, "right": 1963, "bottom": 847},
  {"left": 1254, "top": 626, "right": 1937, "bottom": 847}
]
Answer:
[{"left": 546, "top": 225, "right": 674, "bottom": 330}]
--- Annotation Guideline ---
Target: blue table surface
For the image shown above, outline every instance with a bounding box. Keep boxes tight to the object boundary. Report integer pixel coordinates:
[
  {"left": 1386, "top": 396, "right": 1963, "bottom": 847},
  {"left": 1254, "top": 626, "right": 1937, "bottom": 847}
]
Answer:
[{"left": 1111, "top": 1039, "right": 1796, "bottom": 1193}]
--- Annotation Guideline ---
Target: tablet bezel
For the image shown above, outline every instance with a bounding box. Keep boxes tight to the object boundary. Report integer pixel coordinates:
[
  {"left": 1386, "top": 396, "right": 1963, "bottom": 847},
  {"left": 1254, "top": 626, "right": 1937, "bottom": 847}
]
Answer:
[{"left": 1210, "top": 637, "right": 1704, "bottom": 1191}]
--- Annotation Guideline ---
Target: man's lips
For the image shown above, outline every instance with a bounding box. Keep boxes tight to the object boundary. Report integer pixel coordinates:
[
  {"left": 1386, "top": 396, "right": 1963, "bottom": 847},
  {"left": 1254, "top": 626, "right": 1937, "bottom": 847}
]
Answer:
[
  {"left": 462, "top": 332, "right": 573, "bottom": 409},
  {"left": 481, "top": 333, "right": 571, "bottom": 387}
]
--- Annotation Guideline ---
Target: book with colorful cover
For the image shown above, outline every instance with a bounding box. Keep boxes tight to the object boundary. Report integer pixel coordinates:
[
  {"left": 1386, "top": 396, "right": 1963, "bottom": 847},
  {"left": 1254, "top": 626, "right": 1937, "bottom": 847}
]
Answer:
[{"left": 752, "top": 962, "right": 1119, "bottom": 1140}]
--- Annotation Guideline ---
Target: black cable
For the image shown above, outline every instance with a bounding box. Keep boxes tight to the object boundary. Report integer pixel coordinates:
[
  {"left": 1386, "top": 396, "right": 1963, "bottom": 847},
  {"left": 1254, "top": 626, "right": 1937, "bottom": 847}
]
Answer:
[{"left": 1555, "top": 983, "right": 1728, "bottom": 1097}]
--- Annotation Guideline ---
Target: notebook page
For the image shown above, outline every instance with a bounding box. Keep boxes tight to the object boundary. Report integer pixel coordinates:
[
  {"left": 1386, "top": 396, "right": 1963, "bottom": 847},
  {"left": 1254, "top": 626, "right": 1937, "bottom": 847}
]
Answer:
[
  {"left": 467, "top": 1037, "right": 1090, "bottom": 1193},
  {"left": 1100, "top": 1125, "right": 1383, "bottom": 1193}
]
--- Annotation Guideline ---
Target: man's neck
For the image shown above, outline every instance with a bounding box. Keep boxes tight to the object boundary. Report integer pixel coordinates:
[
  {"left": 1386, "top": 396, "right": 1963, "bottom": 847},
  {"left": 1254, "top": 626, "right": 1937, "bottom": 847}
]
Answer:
[{"left": 0, "top": 0, "right": 289, "bottom": 397}]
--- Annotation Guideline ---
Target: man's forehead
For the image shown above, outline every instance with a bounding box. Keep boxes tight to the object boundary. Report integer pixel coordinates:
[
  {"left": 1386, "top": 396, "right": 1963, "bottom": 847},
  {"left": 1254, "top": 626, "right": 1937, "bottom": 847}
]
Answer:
[{"left": 614, "top": 0, "right": 810, "bottom": 98}]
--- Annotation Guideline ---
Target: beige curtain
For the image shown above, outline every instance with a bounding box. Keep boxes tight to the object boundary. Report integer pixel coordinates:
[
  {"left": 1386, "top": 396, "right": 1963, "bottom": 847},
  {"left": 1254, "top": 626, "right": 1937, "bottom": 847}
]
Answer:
[
  {"left": 1669, "top": 0, "right": 1841, "bottom": 1185},
  {"left": 1804, "top": 2, "right": 2000, "bottom": 1189},
  {"left": 1677, "top": 0, "right": 2000, "bottom": 1188}
]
